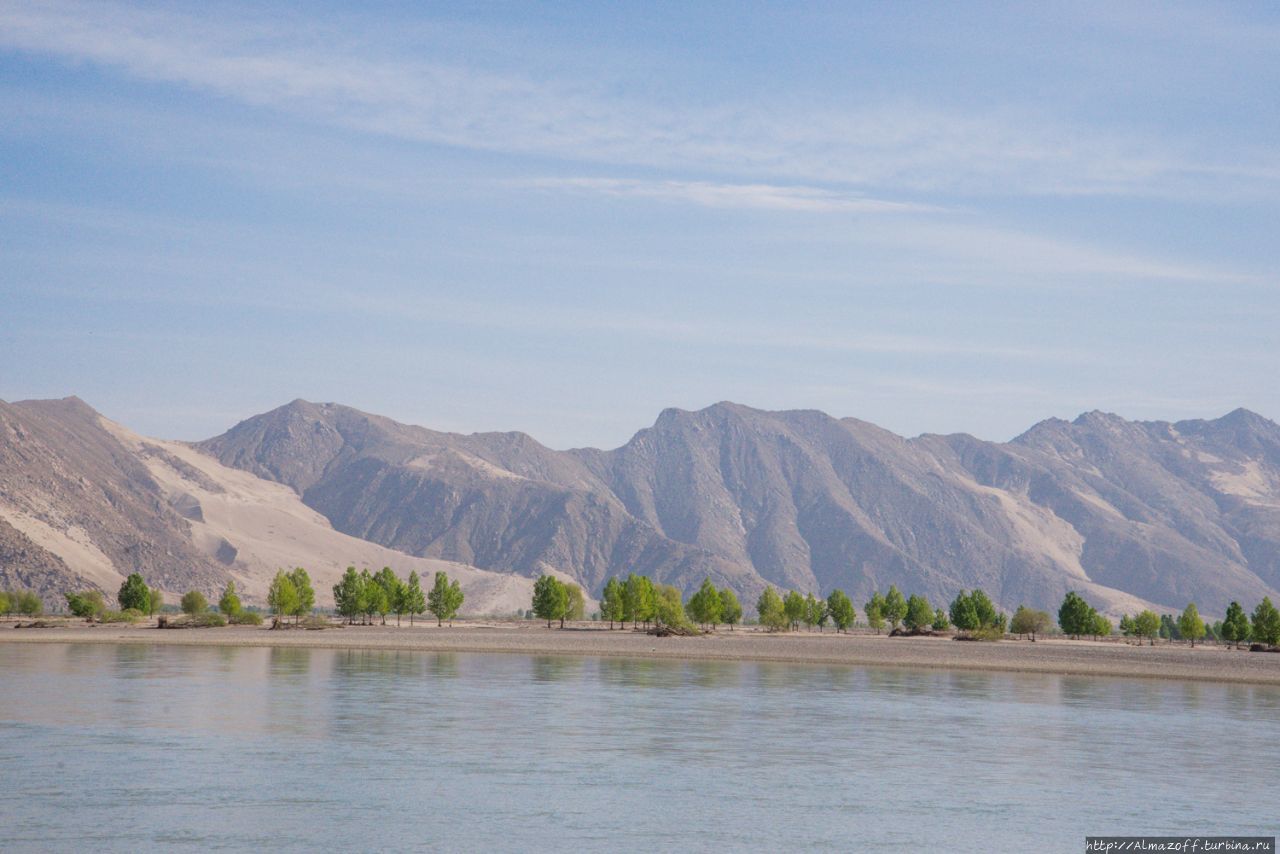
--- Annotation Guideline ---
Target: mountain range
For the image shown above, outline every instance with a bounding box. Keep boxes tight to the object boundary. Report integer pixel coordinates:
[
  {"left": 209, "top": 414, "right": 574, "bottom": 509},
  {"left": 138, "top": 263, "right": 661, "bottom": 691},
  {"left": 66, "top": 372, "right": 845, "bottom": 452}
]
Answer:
[{"left": 4, "top": 395, "right": 1280, "bottom": 617}]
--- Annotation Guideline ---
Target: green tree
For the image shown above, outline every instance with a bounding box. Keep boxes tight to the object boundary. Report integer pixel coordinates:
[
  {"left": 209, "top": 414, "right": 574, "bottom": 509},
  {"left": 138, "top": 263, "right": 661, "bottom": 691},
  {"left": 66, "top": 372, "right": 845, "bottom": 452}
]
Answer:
[
  {"left": 1252, "top": 597, "right": 1280, "bottom": 646},
  {"left": 563, "top": 583, "right": 583, "bottom": 622},
  {"left": 1058, "top": 591, "right": 1093, "bottom": 638},
  {"left": 267, "top": 570, "right": 299, "bottom": 621},
  {"left": 864, "top": 592, "right": 886, "bottom": 634},
  {"left": 882, "top": 586, "right": 907, "bottom": 631},
  {"left": 685, "top": 578, "right": 723, "bottom": 628},
  {"left": 333, "top": 566, "right": 363, "bottom": 624},
  {"left": 404, "top": 570, "right": 427, "bottom": 626},
  {"left": 426, "top": 571, "right": 461, "bottom": 626},
  {"left": 1010, "top": 605, "right": 1051, "bottom": 640},
  {"left": 373, "top": 567, "right": 402, "bottom": 626},
  {"left": 532, "top": 574, "right": 566, "bottom": 628},
  {"left": 11, "top": 590, "right": 42, "bottom": 616},
  {"left": 600, "top": 577, "right": 624, "bottom": 629},
  {"left": 289, "top": 568, "right": 315, "bottom": 623},
  {"left": 950, "top": 591, "right": 980, "bottom": 632},
  {"left": 826, "top": 589, "right": 854, "bottom": 633},
  {"left": 1119, "top": 614, "right": 1134, "bottom": 637},
  {"left": 782, "top": 590, "right": 806, "bottom": 631},
  {"left": 756, "top": 586, "right": 788, "bottom": 631},
  {"left": 904, "top": 594, "right": 934, "bottom": 632},
  {"left": 0, "top": 592, "right": 8, "bottom": 615},
  {"left": 969, "top": 589, "right": 998, "bottom": 628},
  {"left": 148, "top": 586, "right": 163, "bottom": 617},
  {"left": 118, "top": 573, "right": 150, "bottom": 612},
  {"left": 623, "top": 574, "right": 655, "bottom": 628},
  {"left": 1222, "top": 601, "right": 1250, "bottom": 649},
  {"left": 66, "top": 590, "right": 106, "bottom": 619},
  {"left": 1159, "top": 614, "right": 1180, "bottom": 642},
  {"left": 218, "top": 580, "right": 242, "bottom": 619},
  {"left": 719, "top": 586, "right": 742, "bottom": 631},
  {"left": 360, "top": 569, "right": 384, "bottom": 625},
  {"left": 181, "top": 590, "right": 208, "bottom": 615},
  {"left": 932, "top": 608, "right": 950, "bottom": 631},
  {"left": 811, "top": 594, "right": 829, "bottom": 631},
  {"left": 1090, "top": 611, "right": 1112, "bottom": 639},
  {"left": 1133, "top": 609, "right": 1161, "bottom": 645},
  {"left": 653, "top": 583, "right": 687, "bottom": 628},
  {"left": 1178, "top": 603, "right": 1205, "bottom": 648}
]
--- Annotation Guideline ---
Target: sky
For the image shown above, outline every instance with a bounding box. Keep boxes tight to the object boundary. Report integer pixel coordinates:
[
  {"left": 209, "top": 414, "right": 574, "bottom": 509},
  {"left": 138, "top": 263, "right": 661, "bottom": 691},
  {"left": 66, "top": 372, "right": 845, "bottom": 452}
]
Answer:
[{"left": 2, "top": 1, "right": 1278, "bottom": 449}]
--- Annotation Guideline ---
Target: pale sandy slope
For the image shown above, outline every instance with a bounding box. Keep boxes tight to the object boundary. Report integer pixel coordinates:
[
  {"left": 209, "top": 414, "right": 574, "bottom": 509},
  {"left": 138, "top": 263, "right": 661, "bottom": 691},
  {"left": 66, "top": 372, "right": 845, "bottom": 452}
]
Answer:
[{"left": 91, "top": 417, "right": 539, "bottom": 612}]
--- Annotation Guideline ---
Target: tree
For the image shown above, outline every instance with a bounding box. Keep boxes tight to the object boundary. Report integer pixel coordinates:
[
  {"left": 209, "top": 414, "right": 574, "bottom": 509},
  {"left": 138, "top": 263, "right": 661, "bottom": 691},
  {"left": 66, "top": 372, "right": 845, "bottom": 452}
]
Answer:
[
  {"left": 118, "top": 573, "right": 150, "bottom": 612},
  {"left": 360, "top": 569, "right": 384, "bottom": 626},
  {"left": 532, "top": 574, "right": 566, "bottom": 628},
  {"left": 333, "top": 566, "right": 363, "bottom": 624},
  {"left": 811, "top": 595, "right": 829, "bottom": 632},
  {"left": 686, "top": 578, "right": 722, "bottom": 629},
  {"left": 66, "top": 590, "right": 106, "bottom": 620},
  {"left": 1010, "top": 606, "right": 1051, "bottom": 641},
  {"left": 756, "top": 587, "right": 788, "bottom": 631},
  {"left": 1222, "top": 601, "right": 1250, "bottom": 649},
  {"left": 0, "top": 592, "right": 8, "bottom": 615},
  {"left": 426, "top": 571, "right": 462, "bottom": 626},
  {"left": 1058, "top": 591, "right": 1093, "bottom": 639},
  {"left": 653, "top": 584, "right": 686, "bottom": 628},
  {"left": 932, "top": 608, "right": 950, "bottom": 631},
  {"left": 1090, "top": 611, "right": 1112, "bottom": 639},
  {"left": 181, "top": 590, "right": 208, "bottom": 615},
  {"left": 622, "top": 574, "right": 655, "bottom": 629},
  {"left": 864, "top": 592, "right": 886, "bottom": 634},
  {"left": 600, "top": 577, "right": 624, "bottom": 629},
  {"left": 1119, "top": 614, "right": 1134, "bottom": 637},
  {"left": 1178, "top": 603, "right": 1205, "bottom": 648},
  {"left": 218, "top": 581, "right": 242, "bottom": 619},
  {"left": 950, "top": 592, "right": 980, "bottom": 632},
  {"left": 289, "top": 568, "right": 315, "bottom": 623},
  {"left": 374, "top": 567, "right": 402, "bottom": 626},
  {"left": 1252, "top": 597, "right": 1280, "bottom": 646},
  {"left": 10, "top": 590, "right": 42, "bottom": 616},
  {"left": 969, "top": 589, "right": 998, "bottom": 628},
  {"left": 1159, "top": 614, "right": 1180, "bottom": 642},
  {"left": 719, "top": 586, "right": 742, "bottom": 631},
  {"left": 903, "top": 594, "right": 933, "bottom": 632},
  {"left": 686, "top": 578, "right": 727, "bottom": 632},
  {"left": 882, "top": 586, "right": 907, "bottom": 631},
  {"left": 1133, "top": 610, "right": 1160, "bottom": 645},
  {"left": 404, "top": 570, "right": 426, "bottom": 626},
  {"left": 827, "top": 589, "right": 854, "bottom": 633},
  {"left": 267, "top": 570, "right": 299, "bottom": 621},
  {"left": 148, "top": 586, "right": 163, "bottom": 617},
  {"left": 563, "top": 583, "right": 583, "bottom": 623}
]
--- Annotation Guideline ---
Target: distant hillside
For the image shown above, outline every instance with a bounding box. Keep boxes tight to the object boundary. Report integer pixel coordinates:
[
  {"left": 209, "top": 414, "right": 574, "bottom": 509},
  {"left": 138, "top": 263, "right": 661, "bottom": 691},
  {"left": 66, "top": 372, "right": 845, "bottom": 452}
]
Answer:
[
  {"left": 0, "top": 397, "right": 535, "bottom": 611},
  {"left": 197, "top": 399, "right": 1280, "bottom": 616}
]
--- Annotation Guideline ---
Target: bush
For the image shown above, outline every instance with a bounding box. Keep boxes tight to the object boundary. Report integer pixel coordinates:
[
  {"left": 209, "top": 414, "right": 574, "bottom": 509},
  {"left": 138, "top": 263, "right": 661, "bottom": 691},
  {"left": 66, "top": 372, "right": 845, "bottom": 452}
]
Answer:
[
  {"left": 181, "top": 590, "right": 208, "bottom": 615},
  {"left": 161, "top": 612, "right": 227, "bottom": 628},
  {"left": 66, "top": 590, "right": 107, "bottom": 619},
  {"left": 954, "top": 624, "right": 1005, "bottom": 642},
  {"left": 99, "top": 609, "right": 144, "bottom": 624},
  {"left": 229, "top": 611, "right": 264, "bottom": 626}
]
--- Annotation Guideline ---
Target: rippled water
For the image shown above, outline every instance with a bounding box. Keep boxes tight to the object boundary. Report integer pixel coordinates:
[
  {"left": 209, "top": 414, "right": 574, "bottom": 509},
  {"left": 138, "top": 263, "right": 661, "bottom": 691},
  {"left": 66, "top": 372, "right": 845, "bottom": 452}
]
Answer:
[{"left": 1, "top": 643, "right": 1277, "bottom": 851}]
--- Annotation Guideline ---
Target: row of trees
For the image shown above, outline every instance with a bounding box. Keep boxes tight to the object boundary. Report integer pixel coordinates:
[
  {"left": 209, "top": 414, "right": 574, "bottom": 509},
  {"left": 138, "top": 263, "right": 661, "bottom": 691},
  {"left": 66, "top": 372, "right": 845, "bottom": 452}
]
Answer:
[
  {"left": 1116, "top": 597, "right": 1280, "bottom": 648},
  {"left": 332, "top": 567, "right": 463, "bottom": 626},
  {"left": 531, "top": 575, "right": 588, "bottom": 628},
  {"left": 595, "top": 575, "right": 744, "bottom": 631},
  {"left": 1, "top": 589, "right": 44, "bottom": 616}
]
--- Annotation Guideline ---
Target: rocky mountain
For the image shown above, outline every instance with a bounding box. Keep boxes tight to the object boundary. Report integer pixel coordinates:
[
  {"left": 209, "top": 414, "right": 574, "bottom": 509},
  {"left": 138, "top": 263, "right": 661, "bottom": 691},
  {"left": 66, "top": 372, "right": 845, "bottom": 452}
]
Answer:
[
  {"left": 197, "top": 399, "right": 1280, "bottom": 617},
  {"left": 0, "top": 397, "right": 535, "bottom": 612}
]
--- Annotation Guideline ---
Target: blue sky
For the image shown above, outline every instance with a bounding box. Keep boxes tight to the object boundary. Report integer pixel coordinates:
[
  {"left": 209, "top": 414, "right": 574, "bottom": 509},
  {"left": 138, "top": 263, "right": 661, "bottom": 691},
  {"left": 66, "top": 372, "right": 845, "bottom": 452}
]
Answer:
[{"left": 2, "top": 1, "right": 1278, "bottom": 448}]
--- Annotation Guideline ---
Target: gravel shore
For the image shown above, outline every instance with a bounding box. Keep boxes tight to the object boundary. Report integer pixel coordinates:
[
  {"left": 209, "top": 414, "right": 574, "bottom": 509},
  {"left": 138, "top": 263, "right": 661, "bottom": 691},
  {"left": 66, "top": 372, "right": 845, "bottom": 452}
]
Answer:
[{"left": 5, "top": 618, "right": 1279, "bottom": 685}]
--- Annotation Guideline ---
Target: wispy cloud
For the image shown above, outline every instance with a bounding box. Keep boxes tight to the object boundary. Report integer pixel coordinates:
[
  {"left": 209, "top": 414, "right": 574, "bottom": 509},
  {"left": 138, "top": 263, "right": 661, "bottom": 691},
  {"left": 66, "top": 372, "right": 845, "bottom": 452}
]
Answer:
[
  {"left": 2, "top": 1, "right": 1276, "bottom": 200},
  {"left": 522, "top": 178, "right": 940, "bottom": 214}
]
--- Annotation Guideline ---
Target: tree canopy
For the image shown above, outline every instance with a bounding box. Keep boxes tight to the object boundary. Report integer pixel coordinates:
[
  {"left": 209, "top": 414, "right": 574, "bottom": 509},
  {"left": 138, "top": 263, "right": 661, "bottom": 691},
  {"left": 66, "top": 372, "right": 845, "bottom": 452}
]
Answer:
[
  {"left": 180, "top": 590, "right": 208, "bottom": 615},
  {"left": 1177, "top": 603, "right": 1205, "bottom": 647},
  {"left": 118, "top": 573, "right": 150, "bottom": 612},
  {"left": 719, "top": 586, "right": 742, "bottom": 630},
  {"left": 826, "top": 589, "right": 854, "bottom": 633},
  {"left": 756, "top": 587, "right": 787, "bottom": 631},
  {"left": 427, "top": 571, "right": 464, "bottom": 626},
  {"left": 1253, "top": 597, "right": 1280, "bottom": 646}
]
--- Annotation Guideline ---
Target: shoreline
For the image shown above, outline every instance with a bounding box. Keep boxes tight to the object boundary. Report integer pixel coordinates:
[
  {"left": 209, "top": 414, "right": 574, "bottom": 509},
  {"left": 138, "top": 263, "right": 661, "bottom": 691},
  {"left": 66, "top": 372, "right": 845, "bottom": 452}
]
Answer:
[{"left": 4, "top": 619, "right": 1280, "bottom": 685}]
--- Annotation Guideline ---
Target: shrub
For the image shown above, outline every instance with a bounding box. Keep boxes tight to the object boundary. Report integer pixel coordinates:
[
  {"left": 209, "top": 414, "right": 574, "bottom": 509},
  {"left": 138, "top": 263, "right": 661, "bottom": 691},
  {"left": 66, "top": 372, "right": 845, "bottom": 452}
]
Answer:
[
  {"left": 163, "top": 612, "right": 227, "bottom": 628},
  {"left": 181, "top": 590, "right": 209, "bottom": 615},
  {"left": 229, "top": 611, "right": 264, "bottom": 626},
  {"left": 99, "top": 609, "right": 143, "bottom": 624},
  {"left": 66, "top": 590, "right": 107, "bottom": 619}
]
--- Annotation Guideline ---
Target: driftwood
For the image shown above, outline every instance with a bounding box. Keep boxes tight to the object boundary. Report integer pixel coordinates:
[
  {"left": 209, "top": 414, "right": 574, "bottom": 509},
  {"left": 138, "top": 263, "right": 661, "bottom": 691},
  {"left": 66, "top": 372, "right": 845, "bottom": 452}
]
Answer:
[
  {"left": 13, "top": 621, "right": 55, "bottom": 629},
  {"left": 1250, "top": 643, "right": 1280, "bottom": 653}
]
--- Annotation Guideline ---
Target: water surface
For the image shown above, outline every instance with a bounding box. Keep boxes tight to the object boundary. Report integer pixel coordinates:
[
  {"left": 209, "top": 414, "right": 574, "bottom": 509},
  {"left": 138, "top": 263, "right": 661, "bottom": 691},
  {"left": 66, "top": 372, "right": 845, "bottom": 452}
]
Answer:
[{"left": 1, "top": 643, "right": 1277, "bottom": 850}]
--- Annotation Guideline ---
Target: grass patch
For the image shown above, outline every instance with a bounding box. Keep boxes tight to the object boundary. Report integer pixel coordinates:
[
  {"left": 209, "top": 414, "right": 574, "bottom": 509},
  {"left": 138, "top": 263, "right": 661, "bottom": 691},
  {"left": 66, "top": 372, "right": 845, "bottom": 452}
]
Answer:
[{"left": 100, "top": 609, "right": 144, "bottom": 624}]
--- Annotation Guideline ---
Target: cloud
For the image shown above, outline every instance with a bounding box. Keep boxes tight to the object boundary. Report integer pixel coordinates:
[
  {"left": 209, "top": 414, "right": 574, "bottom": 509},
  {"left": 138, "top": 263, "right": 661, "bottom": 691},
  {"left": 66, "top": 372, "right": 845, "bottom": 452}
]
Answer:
[
  {"left": 2, "top": 1, "right": 1277, "bottom": 200},
  {"left": 522, "top": 178, "right": 940, "bottom": 214}
]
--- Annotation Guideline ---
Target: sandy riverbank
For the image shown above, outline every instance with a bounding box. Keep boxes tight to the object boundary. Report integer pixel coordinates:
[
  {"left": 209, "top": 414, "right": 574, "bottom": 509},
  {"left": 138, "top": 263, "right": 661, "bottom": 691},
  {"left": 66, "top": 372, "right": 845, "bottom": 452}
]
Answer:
[{"left": 3, "top": 618, "right": 1279, "bottom": 685}]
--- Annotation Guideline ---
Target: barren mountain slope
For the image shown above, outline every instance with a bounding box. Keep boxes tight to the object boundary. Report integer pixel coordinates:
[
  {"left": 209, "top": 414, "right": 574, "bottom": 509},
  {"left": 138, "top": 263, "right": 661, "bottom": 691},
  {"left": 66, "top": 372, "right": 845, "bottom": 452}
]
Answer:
[{"left": 0, "top": 398, "right": 534, "bottom": 612}]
